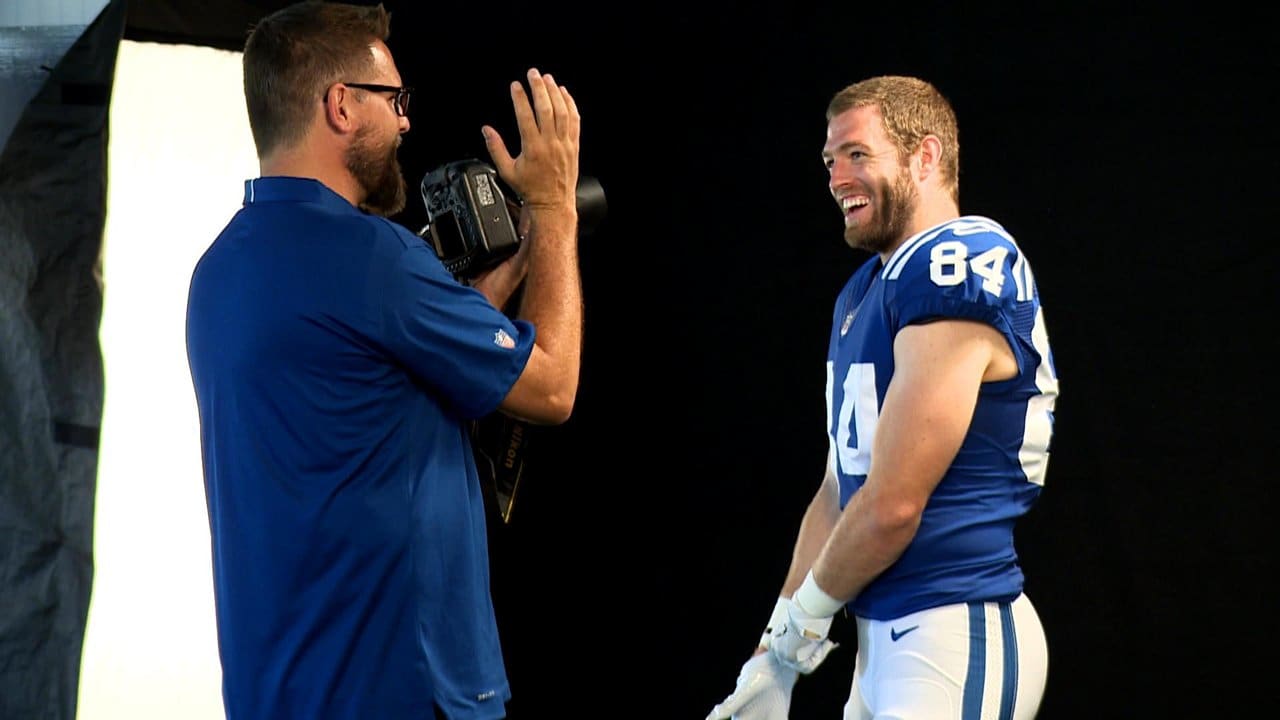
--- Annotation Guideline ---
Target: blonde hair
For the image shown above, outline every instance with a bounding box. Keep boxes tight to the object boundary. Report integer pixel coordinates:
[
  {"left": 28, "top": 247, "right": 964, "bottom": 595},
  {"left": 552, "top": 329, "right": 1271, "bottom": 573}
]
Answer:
[{"left": 827, "top": 76, "right": 960, "bottom": 204}]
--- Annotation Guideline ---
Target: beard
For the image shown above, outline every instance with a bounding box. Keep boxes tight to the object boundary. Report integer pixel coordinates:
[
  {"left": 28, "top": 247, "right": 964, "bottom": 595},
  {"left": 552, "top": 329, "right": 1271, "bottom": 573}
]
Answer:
[
  {"left": 843, "top": 164, "right": 917, "bottom": 254},
  {"left": 346, "top": 124, "right": 406, "bottom": 217}
]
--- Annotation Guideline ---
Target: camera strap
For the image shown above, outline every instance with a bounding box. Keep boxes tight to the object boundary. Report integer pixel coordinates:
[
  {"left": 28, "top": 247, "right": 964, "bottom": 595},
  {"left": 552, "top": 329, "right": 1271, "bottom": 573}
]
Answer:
[{"left": 471, "top": 412, "right": 531, "bottom": 524}]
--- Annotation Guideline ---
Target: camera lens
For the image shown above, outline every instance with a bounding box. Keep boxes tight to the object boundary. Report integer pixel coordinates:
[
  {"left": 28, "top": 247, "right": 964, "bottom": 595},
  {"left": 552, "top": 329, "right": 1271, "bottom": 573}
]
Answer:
[{"left": 576, "top": 176, "right": 606, "bottom": 237}]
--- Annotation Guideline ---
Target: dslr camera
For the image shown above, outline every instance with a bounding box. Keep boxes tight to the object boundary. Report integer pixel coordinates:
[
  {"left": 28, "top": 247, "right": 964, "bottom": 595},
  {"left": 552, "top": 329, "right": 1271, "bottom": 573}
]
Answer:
[{"left": 418, "top": 158, "right": 606, "bottom": 279}]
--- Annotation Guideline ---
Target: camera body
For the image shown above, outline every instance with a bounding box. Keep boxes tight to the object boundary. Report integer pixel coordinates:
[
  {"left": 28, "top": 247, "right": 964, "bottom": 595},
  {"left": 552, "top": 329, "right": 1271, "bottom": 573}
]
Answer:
[
  {"left": 419, "top": 158, "right": 607, "bottom": 279},
  {"left": 419, "top": 159, "right": 521, "bottom": 278}
]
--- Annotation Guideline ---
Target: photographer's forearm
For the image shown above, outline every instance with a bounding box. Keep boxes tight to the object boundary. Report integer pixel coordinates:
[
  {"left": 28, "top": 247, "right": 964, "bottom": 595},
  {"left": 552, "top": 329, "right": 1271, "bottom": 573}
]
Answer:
[
  {"left": 505, "top": 205, "right": 582, "bottom": 423},
  {"left": 520, "top": 205, "right": 581, "bottom": 357}
]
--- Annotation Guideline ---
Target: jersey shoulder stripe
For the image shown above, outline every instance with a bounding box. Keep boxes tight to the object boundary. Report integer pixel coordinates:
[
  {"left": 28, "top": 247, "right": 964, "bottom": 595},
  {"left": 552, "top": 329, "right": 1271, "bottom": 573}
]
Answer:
[
  {"left": 883, "top": 216, "right": 1012, "bottom": 281},
  {"left": 875, "top": 216, "right": 1038, "bottom": 337}
]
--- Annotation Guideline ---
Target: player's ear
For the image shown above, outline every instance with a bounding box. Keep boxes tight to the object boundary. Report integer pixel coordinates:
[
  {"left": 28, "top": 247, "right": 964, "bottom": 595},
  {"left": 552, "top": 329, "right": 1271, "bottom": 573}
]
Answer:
[{"left": 916, "top": 135, "right": 943, "bottom": 183}]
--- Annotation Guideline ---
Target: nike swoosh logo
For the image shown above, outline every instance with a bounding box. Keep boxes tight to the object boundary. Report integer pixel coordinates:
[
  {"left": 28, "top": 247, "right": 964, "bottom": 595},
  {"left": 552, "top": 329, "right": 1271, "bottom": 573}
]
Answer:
[{"left": 889, "top": 625, "right": 919, "bottom": 642}]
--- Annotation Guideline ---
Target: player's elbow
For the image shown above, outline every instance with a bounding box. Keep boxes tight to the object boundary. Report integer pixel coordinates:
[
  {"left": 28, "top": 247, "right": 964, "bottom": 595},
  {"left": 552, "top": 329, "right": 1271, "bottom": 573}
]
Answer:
[{"left": 869, "top": 496, "right": 925, "bottom": 537}]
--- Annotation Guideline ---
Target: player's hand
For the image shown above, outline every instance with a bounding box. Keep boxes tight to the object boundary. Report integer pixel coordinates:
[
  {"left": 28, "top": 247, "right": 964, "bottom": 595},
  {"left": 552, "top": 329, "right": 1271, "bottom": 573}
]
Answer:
[
  {"left": 705, "top": 651, "right": 798, "bottom": 720},
  {"left": 481, "top": 67, "right": 579, "bottom": 212},
  {"left": 768, "top": 597, "right": 838, "bottom": 674}
]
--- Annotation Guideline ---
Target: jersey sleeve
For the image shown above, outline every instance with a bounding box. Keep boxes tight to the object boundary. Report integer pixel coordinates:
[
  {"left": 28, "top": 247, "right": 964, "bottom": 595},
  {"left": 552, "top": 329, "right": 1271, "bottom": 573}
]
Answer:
[
  {"left": 379, "top": 240, "right": 534, "bottom": 420},
  {"left": 881, "top": 222, "right": 1034, "bottom": 349}
]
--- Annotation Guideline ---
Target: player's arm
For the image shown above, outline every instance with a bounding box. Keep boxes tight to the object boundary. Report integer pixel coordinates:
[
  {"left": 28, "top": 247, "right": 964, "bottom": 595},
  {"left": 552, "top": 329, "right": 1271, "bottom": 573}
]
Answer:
[
  {"left": 746, "top": 453, "right": 841, "bottom": 657},
  {"left": 777, "top": 454, "right": 841, "bottom": 618},
  {"left": 705, "top": 453, "right": 840, "bottom": 720},
  {"left": 806, "top": 317, "right": 1016, "bottom": 604},
  {"left": 770, "top": 317, "right": 1009, "bottom": 673}
]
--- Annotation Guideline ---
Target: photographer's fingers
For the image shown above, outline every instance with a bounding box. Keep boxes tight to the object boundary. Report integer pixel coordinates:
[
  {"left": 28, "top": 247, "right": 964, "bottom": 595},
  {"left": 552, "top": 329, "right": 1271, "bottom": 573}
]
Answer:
[
  {"left": 491, "top": 68, "right": 579, "bottom": 207},
  {"left": 481, "top": 125, "right": 514, "bottom": 178},
  {"left": 542, "top": 73, "right": 568, "bottom": 135},
  {"left": 524, "top": 68, "right": 555, "bottom": 134},
  {"left": 560, "top": 84, "right": 581, "bottom": 142},
  {"left": 506, "top": 77, "right": 538, "bottom": 148}
]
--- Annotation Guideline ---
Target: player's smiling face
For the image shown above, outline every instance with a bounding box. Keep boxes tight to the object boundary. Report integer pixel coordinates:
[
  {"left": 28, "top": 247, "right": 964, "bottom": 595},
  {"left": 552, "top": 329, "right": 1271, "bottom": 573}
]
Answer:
[{"left": 823, "top": 105, "right": 917, "bottom": 255}]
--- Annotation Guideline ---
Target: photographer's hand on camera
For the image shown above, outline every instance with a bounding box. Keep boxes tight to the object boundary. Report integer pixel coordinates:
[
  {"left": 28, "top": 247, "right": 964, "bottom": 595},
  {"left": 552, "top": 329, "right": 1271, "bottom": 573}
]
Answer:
[
  {"left": 468, "top": 230, "right": 530, "bottom": 309},
  {"left": 481, "top": 68, "right": 583, "bottom": 427}
]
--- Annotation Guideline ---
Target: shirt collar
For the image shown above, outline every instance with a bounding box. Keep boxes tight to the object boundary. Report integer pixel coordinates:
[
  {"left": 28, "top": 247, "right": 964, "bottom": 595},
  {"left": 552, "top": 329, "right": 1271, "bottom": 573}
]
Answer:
[{"left": 242, "top": 176, "right": 357, "bottom": 213}]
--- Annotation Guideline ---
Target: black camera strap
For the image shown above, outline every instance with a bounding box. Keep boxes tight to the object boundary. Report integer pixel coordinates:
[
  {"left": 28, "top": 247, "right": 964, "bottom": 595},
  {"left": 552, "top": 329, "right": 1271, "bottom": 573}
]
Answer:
[{"left": 471, "top": 412, "right": 530, "bottom": 524}]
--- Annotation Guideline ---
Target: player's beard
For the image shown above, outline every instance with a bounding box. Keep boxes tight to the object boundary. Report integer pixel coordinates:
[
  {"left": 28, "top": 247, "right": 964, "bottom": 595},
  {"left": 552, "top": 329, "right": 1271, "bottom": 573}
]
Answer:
[
  {"left": 347, "top": 124, "right": 406, "bottom": 217},
  {"left": 843, "top": 164, "right": 917, "bottom": 254}
]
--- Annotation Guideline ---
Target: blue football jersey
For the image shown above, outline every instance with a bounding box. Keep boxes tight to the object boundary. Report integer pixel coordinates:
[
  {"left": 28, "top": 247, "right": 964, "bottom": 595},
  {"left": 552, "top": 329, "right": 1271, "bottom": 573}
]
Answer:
[{"left": 825, "top": 216, "right": 1059, "bottom": 620}]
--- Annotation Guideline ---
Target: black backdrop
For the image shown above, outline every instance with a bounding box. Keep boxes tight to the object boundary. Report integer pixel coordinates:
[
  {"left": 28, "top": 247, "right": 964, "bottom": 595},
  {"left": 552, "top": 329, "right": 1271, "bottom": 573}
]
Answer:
[{"left": 118, "top": 2, "right": 1273, "bottom": 718}]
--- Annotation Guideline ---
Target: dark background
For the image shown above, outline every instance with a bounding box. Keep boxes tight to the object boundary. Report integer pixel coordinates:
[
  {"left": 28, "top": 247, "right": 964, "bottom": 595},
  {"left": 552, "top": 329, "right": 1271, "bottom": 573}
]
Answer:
[{"left": 124, "top": 2, "right": 1274, "bottom": 717}]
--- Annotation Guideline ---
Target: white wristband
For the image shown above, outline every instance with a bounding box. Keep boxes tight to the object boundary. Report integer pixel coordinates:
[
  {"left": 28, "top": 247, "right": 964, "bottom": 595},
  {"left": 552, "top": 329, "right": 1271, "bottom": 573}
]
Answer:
[
  {"left": 794, "top": 570, "right": 844, "bottom": 618},
  {"left": 759, "top": 596, "right": 790, "bottom": 648}
]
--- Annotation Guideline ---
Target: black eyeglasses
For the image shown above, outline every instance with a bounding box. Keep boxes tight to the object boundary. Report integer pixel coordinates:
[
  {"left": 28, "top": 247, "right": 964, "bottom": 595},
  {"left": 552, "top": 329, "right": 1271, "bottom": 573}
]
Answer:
[{"left": 339, "top": 82, "right": 412, "bottom": 116}]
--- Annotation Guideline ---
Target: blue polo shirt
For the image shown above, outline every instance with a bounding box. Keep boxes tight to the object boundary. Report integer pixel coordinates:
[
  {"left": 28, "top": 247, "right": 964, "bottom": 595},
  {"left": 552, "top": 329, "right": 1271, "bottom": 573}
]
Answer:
[{"left": 185, "top": 177, "right": 534, "bottom": 719}]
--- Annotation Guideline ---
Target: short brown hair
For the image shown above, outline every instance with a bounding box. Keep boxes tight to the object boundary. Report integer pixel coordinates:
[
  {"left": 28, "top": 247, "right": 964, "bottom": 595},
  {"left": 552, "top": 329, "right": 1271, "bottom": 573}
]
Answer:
[
  {"left": 242, "top": 1, "right": 391, "bottom": 158},
  {"left": 827, "top": 76, "right": 960, "bottom": 204}
]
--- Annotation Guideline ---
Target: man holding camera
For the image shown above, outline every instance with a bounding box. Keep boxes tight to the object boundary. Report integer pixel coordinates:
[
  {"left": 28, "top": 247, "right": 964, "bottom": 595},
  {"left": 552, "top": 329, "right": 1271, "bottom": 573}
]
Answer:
[{"left": 184, "top": 2, "right": 582, "bottom": 718}]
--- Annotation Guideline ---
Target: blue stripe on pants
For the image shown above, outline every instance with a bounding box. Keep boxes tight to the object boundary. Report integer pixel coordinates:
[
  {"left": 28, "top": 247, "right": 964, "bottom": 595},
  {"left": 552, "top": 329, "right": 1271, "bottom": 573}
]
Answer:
[
  {"left": 962, "top": 603, "right": 986, "bottom": 720},
  {"left": 999, "top": 602, "right": 1018, "bottom": 720},
  {"left": 962, "top": 601, "right": 1019, "bottom": 720}
]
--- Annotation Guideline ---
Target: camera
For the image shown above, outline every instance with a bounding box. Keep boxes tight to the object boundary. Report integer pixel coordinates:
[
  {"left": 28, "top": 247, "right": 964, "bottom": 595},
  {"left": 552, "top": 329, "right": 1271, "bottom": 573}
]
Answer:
[{"left": 418, "top": 158, "right": 606, "bottom": 279}]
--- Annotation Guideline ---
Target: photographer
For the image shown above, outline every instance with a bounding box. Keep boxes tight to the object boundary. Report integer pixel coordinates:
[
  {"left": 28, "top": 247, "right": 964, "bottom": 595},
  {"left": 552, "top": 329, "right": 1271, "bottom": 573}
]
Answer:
[{"left": 183, "top": 2, "right": 582, "bottom": 719}]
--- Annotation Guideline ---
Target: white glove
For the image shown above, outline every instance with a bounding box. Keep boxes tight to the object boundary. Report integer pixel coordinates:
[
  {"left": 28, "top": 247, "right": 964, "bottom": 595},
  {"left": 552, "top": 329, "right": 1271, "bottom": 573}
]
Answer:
[
  {"left": 769, "top": 572, "right": 841, "bottom": 674},
  {"left": 705, "top": 652, "right": 798, "bottom": 720},
  {"left": 758, "top": 596, "right": 791, "bottom": 650},
  {"left": 768, "top": 597, "right": 838, "bottom": 673}
]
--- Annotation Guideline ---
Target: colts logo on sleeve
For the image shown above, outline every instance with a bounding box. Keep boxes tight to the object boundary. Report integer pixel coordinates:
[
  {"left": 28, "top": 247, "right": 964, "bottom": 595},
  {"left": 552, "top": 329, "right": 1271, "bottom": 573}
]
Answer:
[{"left": 493, "top": 329, "right": 515, "bottom": 349}]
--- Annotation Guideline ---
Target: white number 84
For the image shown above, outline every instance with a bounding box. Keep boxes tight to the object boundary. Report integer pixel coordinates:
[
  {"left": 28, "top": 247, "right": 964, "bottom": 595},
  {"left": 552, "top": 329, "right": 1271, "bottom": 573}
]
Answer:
[{"left": 929, "top": 241, "right": 1008, "bottom": 295}]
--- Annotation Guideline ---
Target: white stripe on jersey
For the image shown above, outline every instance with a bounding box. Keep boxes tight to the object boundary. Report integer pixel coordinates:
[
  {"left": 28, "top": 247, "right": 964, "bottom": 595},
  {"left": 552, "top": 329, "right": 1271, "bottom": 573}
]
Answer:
[
  {"left": 1010, "top": 249, "right": 1027, "bottom": 301},
  {"left": 1019, "top": 306, "right": 1058, "bottom": 487},
  {"left": 950, "top": 218, "right": 1012, "bottom": 242}
]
